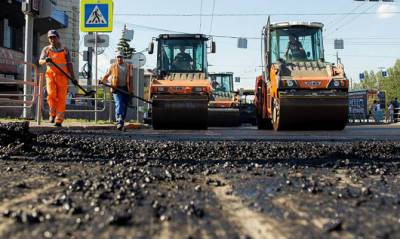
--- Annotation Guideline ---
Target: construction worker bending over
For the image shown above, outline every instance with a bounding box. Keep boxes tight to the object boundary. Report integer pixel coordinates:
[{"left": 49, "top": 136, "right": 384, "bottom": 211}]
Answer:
[
  {"left": 100, "top": 51, "right": 133, "bottom": 130},
  {"left": 39, "top": 30, "right": 76, "bottom": 127}
]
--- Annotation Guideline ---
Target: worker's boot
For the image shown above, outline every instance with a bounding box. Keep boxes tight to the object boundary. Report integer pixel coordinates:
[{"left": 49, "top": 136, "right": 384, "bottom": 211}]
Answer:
[
  {"left": 49, "top": 116, "right": 55, "bottom": 124},
  {"left": 116, "top": 115, "right": 124, "bottom": 131},
  {"left": 116, "top": 123, "right": 123, "bottom": 131}
]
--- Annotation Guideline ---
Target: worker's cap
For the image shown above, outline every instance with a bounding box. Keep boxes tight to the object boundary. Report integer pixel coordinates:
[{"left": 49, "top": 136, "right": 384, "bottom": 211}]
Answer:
[
  {"left": 116, "top": 51, "right": 125, "bottom": 58},
  {"left": 47, "top": 30, "right": 59, "bottom": 38}
]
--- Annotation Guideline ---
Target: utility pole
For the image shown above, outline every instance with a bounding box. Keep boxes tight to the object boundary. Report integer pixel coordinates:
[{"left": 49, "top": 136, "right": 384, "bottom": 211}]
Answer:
[{"left": 21, "top": 0, "right": 37, "bottom": 119}]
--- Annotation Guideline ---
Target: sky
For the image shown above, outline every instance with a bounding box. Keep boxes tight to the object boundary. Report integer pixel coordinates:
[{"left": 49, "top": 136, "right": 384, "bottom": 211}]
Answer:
[{"left": 79, "top": 0, "right": 400, "bottom": 90}]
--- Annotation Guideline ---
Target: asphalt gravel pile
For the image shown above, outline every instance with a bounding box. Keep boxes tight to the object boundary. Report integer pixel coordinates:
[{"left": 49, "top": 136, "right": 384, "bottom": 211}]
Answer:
[
  {"left": 1, "top": 123, "right": 399, "bottom": 163},
  {"left": 1, "top": 123, "right": 400, "bottom": 238},
  {"left": 13, "top": 132, "right": 400, "bottom": 162},
  {"left": 0, "top": 121, "right": 35, "bottom": 145},
  {"left": 0, "top": 121, "right": 36, "bottom": 159}
]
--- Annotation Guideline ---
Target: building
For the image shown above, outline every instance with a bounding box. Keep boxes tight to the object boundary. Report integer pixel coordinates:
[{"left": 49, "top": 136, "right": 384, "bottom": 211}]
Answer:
[
  {"left": 0, "top": 0, "right": 79, "bottom": 93},
  {"left": 38, "top": 0, "right": 80, "bottom": 77}
]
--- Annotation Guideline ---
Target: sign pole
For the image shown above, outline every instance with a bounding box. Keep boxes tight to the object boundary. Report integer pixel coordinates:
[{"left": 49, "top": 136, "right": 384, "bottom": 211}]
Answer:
[
  {"left": 350, "top": 77, "right": 353, "bottom": 91},
  {"left": 94, "top": 31, "right": 98, "bottom": 123},
  {"left": 81, "top": 0, "right": 113, "bottom": 123},
  {"left": 137, "top": 65, "right": 139, "bottom": 122},
  {"left": 87, "top": 32, "right": 93, "bottom": 91},
  {"left": 132, "top": 53, "right": 147, "bottom": 123},
  {"left": 334, "top": 39, "right": 344, "bottom": 65}
]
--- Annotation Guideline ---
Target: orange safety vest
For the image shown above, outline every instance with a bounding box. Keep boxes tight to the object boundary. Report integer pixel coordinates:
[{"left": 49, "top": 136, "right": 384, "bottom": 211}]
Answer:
[
  {"left": 46, "top": 46, "right": 68, "bottom": 75},
  {"left": 110, "top": 63, "right": 133, "bottom": 93}
]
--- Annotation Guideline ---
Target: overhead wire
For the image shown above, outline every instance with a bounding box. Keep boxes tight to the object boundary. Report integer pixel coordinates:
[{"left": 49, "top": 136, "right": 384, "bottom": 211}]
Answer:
[
  {"left": 114, "top": 20, "right": 187, "bottom": 34},
  {"left": 115, "top": 20, "right": 259, "bottom": 39},
  {"left": 325, "top": 2, "right": 379, "bottom": 37},
  {"left": 324, "top": 2, "right": 366, "bottom": 32},
  {"left": 99, "top": 6, "right": 399, "bottom": 86},
  {"left": 326, "top": 53, "right": 398, "bottom": 59},
  {"left": 113, "top": 11, "right": 400, "bottom": 17},
  {"left": 326, "top": 37, "right": 400, "bottom": 40},
  {"left": 209, "top": 0, "right": 216, "bottom": 34},
  {"left": 113, "top": 20, "right": 399, "bottom": 46},
  {"left": 327, "top": 41, "right": 400, "bottom": 45},
  {"left": 104, "top": 16, "right": 399, "bottom": 78}
]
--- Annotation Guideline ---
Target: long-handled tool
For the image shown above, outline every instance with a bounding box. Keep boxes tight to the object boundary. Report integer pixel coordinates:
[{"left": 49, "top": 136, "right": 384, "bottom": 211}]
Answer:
[
  {"left": 99, "top": 81, "right": 153, "bottom": 105},
  {"left": 46, "top": 58, "right": 96, "bottom": 97}
]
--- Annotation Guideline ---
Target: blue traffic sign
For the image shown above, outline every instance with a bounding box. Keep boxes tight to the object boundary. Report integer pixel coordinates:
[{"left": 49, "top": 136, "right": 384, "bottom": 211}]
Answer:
[
  {"left": 80, "top": 0, "right": 113, "bottom": 32},
  {"left": 84, "top": 4, "right": 108, "bottom": 28},
  {"left": 359, "top": 73, "right": 365, "bottom": 81}
]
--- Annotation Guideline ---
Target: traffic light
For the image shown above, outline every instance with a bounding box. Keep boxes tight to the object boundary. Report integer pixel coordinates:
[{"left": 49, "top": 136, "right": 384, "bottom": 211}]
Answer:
[{"left": 382, "top": 70, "right": 388, "bottom": 78}]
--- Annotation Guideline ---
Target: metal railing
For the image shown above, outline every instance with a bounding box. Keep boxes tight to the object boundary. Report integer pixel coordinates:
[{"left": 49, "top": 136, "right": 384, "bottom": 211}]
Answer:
[
  {"left": 0, "top": 58, "right": 112, "bottom": 125},
  {"left": 0, "top": 58, "right": 40, "bottom": 110},
  {"left": 38, "top": 83, "right": 110, "bottom": 124},
  {"left": 35, "top": 74, "right": 45, "bottom": 125},
  {"left": 391, "top": 107, "right": 400, "bottom": 123},
  {"left": 349, "top": 107, "right": 400, "bottom": 124}
]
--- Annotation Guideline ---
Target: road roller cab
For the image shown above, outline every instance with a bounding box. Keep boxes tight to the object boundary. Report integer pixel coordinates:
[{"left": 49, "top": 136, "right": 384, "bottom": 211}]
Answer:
[
  {"left": 208, "top": 72, "right": 241, "bottom": 126},
  {"left": 255, "top": 20, "right": 349, "bottom": 130},
  {"left": 148, "top": 34, "right": 216, "bottom": 129}
]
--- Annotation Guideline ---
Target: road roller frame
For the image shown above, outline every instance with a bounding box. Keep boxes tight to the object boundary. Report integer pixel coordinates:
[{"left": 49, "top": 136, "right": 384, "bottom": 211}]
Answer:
[
  {"left": 147, "top": 34, "right": 216, "bottom": 129},
  {"left": 208, "top": 72, "right": 241, "bottom": 127},
  {"left": 255, "top": 19, "right": 349, "bottom": 131}
]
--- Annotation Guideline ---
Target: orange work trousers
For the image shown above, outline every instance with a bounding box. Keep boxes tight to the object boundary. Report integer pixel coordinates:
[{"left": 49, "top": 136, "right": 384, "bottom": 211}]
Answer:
[{"left": 46, "top": 72, "right": 68, "bottom": 124}]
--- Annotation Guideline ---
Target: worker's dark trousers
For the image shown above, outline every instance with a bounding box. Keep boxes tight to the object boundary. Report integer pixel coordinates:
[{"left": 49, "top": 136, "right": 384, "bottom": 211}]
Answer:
[{"left": 113, "top": 90, "right": 129, "bottom": 126}]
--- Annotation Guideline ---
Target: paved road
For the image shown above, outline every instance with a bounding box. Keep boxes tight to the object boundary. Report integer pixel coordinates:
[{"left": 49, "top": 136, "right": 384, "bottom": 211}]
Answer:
[
  {"left": 1, "top": 122, "right": 400, "bottom": 238},
  {"left": 31, "top": 124, "right": 400, "bottom": 141}
]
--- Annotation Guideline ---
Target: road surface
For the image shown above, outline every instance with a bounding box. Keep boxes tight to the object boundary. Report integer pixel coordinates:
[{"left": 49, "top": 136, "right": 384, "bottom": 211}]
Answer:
[{"left": 1, "top": 122, "right": 399, "bottom": 239}]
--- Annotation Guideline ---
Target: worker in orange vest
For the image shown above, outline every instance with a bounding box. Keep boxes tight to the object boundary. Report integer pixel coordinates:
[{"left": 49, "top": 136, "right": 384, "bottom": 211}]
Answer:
[
  {"left": 39, "top": 30, "right": 76, "bottom": 127},
  {"left": 100, "top": 51, "right": 133, "bottom": 130}
]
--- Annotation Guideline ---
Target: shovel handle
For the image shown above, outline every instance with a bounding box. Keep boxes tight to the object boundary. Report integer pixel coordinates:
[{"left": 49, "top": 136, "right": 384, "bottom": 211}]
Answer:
[
  {"left": 100, "top": 82, "right": 152, "bottom": 105},
  {"left": 47, "top": 59, "right": 94, "bottom": 95}
]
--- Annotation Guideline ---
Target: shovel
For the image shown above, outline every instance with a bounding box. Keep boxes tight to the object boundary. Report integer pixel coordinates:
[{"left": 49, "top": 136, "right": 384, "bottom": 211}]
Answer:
[
  {"left": 46, "top": 58, "right": 96, "bottom": 97},
  {"left": 99, "top": 81, "right": 153, "bottom": 105}
]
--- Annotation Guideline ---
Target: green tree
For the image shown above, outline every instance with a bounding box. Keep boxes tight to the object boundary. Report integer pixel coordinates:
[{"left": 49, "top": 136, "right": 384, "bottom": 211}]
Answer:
[
  {"left": 117, "top": 25, "right": 135, "bottom": 58},
  {"left": 360, "top": 70, "right": 378, "bottom": 89},
  {"left": 357, "top": 59, "right": 400, "bottom": 102}
]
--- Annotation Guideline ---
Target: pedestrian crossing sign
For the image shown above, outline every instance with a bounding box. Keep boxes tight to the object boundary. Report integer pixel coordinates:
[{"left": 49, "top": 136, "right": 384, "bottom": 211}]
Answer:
[{"left": 80, "top": 0, "right": 113, "bottom": 32}]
